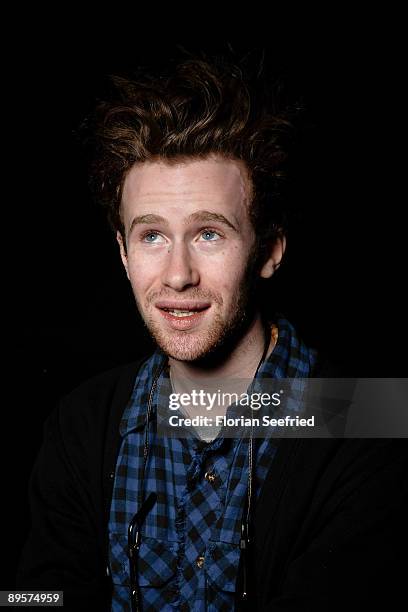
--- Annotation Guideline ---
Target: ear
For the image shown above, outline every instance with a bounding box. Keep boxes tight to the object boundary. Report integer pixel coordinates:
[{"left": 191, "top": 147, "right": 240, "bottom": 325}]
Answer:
[
  {"left": 259, "top": 233, "right": 287, "bottom": 278},
  {"left": 116, "top": 231, "right": 130, "bottom": 280}
]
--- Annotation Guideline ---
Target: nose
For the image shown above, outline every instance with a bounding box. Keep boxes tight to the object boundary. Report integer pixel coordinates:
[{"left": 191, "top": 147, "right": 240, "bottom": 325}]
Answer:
[{"left": 161, "top": 241, "right": 200, "bottom": 291}]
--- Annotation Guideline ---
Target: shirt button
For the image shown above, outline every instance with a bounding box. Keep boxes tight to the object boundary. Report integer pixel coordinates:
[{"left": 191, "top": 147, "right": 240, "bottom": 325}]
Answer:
[
  {"left": 109, "top": 471, "right": 115, "bottom": 480},
  {"left": 196, "top": 554, "right": 205, "bottom": 568},
  {"left": 204, "top": 470, "right": 216, "bottom": 483}
]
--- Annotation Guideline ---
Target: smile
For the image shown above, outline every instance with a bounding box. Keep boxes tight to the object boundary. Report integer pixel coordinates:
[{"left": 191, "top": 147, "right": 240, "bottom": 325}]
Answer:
[{"left": 155, "top": 302, "right": 211, "bottom": 329}]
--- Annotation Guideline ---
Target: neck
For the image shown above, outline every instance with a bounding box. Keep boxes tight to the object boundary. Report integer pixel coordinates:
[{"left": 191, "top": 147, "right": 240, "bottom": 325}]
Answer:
[{"left": 168, "top": 310, "right": 274, "bottom": 384}]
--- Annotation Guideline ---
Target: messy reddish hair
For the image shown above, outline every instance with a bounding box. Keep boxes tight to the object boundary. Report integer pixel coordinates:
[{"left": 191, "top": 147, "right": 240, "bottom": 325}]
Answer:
[{"left": 87, "top": 52, "right": 298, "bottom": 260}]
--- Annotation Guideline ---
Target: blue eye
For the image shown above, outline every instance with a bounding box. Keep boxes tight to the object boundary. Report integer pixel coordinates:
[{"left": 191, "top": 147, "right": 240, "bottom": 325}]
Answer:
[
  {"left": 143, "top": 232, "right": 161, "bottom": 243},
  {"left": 201, "top": 230, "right": 220, "bottom": 241}
]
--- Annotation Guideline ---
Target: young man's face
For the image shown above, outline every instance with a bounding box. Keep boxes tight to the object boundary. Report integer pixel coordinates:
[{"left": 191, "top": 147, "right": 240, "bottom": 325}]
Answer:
[{"left": 118, "top": 155, "right": 282, "bottom": 361}]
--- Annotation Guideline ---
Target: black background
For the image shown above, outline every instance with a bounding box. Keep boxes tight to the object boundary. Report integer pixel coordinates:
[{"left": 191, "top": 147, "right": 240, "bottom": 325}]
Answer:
[{"left": 4, "top": 33, "right": 406, "bottom": 588}]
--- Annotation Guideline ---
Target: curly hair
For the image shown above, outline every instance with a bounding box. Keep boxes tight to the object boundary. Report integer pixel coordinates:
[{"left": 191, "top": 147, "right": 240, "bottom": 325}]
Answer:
[{"left": 86, "top": 50, "right": 301, "bottom": 261}]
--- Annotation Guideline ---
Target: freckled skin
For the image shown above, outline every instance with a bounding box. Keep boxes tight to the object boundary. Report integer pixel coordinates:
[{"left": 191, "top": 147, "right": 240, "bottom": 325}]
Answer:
[{"left": 117, "top": 155, "right": 285, "bottom": 376}]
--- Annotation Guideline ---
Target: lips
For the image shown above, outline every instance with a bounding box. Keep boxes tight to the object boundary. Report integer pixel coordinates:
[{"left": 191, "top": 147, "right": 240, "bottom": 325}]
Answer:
[{"left": 155, "top": 301, "right": 211, "bottom": 330}]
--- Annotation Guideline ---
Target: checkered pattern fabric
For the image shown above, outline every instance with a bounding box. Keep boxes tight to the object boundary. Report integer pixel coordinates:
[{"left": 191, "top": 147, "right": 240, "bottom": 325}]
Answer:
[{"left": 109, "top": 315, "right": 317, "bottom": 610}]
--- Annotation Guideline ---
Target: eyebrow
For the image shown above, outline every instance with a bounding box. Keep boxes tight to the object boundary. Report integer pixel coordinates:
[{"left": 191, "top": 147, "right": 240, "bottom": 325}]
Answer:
[
  {"left": 128, "top": 209, "right": 238, "bottom": 238},
  {"left": 187, "top": 210, "right": 238, "bottom": 231},
  {"left": 129, "top": 214, "right": 167, "bottom": 236}
]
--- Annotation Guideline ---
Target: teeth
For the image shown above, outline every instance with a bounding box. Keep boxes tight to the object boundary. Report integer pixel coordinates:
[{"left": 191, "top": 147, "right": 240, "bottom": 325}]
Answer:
[{"left": 168, "top": 309, "right": 195, "bottom": 317}]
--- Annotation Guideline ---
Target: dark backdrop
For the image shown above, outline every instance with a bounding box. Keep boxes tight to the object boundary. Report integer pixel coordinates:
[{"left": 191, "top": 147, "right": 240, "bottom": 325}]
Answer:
[{"left": 5, "top": 37, "right": 405, "bottom": 588}]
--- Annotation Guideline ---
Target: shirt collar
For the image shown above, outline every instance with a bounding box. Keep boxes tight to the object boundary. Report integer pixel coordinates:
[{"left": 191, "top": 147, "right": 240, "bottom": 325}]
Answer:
[{"left": 119, "top": 348, "right": 168, "bottom": 436}]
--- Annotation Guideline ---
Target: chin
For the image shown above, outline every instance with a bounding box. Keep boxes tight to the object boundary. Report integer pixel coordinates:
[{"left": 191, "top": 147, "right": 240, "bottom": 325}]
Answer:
[
  {"left": 143, "top": 313, "right": 225, "bottom": 362},
  {"left": 155, "top": 332, "right": 218, "bottom": 362}
]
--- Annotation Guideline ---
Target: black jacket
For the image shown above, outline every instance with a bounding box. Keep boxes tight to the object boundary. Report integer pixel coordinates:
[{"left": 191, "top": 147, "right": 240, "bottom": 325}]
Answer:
[{"left": 16, "top": 357, "right": 408, "bottom": 610}]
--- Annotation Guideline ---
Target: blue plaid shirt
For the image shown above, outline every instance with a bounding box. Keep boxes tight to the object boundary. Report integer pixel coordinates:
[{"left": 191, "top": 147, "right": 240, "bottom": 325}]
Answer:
[{"left": 109, "top": 316, "right": 317, "bottom": 611}]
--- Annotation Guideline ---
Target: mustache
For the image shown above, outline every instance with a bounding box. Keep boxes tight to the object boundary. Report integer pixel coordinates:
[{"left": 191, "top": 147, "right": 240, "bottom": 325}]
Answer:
[{"left": 145, "top": 288, "right": 223, "bottom": 307}]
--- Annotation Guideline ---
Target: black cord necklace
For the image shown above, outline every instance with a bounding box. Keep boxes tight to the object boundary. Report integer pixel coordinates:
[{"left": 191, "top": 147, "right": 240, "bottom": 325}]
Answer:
[{"left": 238, "top": 320, "right": 271, "bottom": 608}]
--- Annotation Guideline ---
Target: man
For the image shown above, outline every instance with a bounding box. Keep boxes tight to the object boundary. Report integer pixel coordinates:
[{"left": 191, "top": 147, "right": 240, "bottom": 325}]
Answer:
[{"left": 17, "top": 53, "right": 408, "bottom": 610}]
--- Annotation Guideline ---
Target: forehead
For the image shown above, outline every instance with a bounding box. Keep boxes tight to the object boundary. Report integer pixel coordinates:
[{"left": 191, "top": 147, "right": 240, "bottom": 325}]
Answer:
[{"left": 121, "top": 155, "right": 252, "bottom": 223}]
